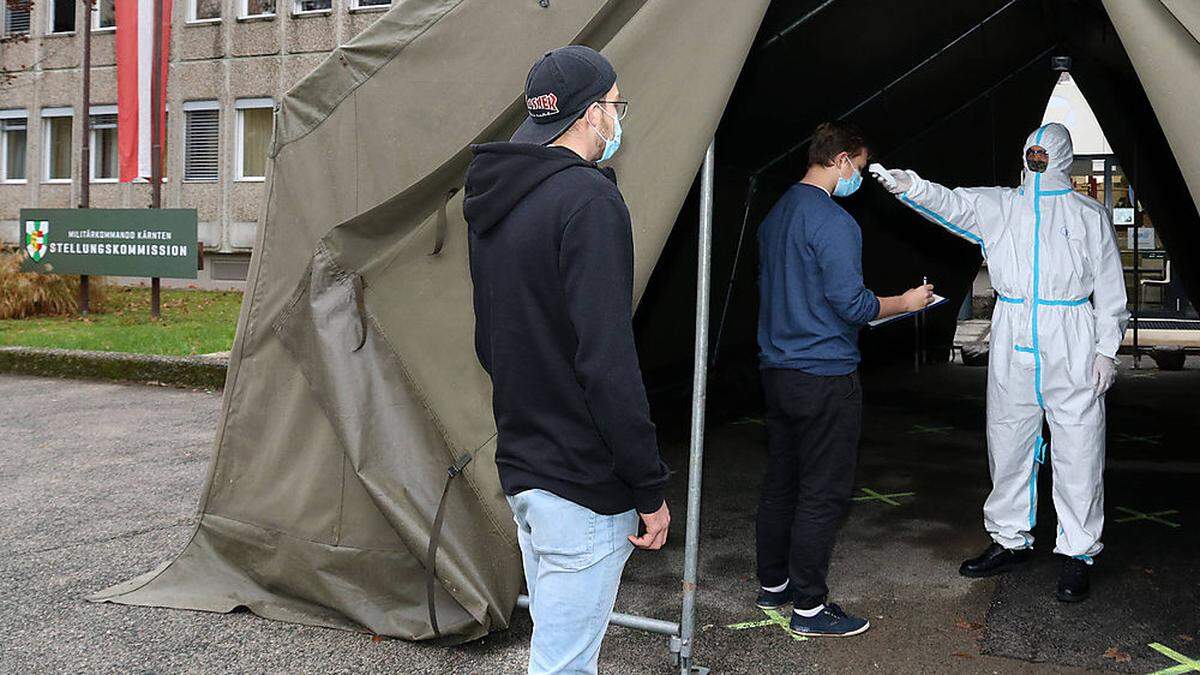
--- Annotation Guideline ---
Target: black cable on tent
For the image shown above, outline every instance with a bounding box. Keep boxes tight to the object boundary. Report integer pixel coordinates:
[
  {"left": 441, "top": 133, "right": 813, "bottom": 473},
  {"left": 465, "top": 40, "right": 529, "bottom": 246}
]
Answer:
[
  {"left": 882, "top": 45, "right": 1058, "bottom": 163},
  {"left": 754, "top": 0, "right": 1029, "bottom": 178},
  {"left": 710, "top": 174, "right": 759, "bottom": 368}
]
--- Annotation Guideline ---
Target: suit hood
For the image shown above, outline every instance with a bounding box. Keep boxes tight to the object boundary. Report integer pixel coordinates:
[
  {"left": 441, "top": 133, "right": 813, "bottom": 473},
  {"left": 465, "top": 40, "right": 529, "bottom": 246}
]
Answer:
[{"left": 1022, "top": 122, "right": 1074, "bottom": 193}]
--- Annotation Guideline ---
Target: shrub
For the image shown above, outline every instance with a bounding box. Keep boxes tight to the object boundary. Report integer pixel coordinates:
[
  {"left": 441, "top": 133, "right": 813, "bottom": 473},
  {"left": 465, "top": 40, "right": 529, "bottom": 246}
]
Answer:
[{"left": 0, "top": 251, "right": 107, "bottom": 319}]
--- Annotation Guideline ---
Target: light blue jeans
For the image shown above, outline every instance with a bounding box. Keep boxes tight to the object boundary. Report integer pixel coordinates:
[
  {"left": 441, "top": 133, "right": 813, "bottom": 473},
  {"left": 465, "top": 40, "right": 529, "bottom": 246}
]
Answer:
[{"left": 507, "top": 489, "right": 638, "bottom": 675}]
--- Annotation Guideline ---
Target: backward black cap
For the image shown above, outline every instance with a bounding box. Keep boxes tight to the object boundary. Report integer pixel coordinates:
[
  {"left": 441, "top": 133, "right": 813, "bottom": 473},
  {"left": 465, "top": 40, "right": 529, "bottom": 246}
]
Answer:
[{"left": 510, "top": 45, "right": 616, "bottom": 146}]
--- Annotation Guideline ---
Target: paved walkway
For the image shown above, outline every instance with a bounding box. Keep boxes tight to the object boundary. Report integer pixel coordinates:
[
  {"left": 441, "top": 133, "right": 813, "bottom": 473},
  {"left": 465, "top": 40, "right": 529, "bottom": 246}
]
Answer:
[{"left": 2, "top": 361, "right": 1195, "bottom": 673}]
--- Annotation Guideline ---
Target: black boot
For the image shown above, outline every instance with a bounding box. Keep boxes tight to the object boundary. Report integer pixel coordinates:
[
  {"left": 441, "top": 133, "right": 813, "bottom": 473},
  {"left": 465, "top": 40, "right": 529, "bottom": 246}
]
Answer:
[
  {"left": 1056, "top": 556, "right": 1091, "bottom": 602},
  {"left": 959, "top": 543, "right": 1033, "bottom": 578}
]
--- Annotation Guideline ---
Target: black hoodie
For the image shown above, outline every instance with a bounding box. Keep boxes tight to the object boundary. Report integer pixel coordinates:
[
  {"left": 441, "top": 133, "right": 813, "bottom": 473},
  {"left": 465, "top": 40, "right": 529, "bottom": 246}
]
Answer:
[{"left": 464, "top": 142, "right": 668, "bottom": 516}]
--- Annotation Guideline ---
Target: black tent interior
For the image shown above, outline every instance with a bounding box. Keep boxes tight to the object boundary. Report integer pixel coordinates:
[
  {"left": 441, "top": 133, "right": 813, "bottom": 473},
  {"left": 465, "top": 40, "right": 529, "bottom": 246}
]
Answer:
[{"left": 636, "top": 0, "right": 1200, "bottom": 410}]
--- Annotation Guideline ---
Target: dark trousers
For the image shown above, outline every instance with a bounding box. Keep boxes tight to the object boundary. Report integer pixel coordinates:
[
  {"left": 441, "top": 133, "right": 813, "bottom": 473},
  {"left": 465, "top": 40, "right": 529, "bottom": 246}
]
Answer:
[{"left": 756, "top": 368, "right": 862, "bottom": 609}]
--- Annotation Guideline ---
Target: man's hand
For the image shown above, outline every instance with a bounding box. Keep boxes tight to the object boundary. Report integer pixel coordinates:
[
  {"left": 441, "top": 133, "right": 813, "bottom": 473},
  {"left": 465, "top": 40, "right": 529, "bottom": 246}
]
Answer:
[
  {"left": 1092, "top": 354, "right": 1117, "bottom": 395},
  {"left": 629, "top": 500, "right": 670, "bottom": 550},
  {"left": 901, "top": 284, "right": 934, "bottom": 312}
]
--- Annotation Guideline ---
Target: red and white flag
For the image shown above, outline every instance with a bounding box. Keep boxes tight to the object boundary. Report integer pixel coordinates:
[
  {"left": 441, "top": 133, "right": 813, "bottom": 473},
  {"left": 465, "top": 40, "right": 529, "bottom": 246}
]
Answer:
[{"left": 115, "top": 0, "right": 172, "bottom": 182}]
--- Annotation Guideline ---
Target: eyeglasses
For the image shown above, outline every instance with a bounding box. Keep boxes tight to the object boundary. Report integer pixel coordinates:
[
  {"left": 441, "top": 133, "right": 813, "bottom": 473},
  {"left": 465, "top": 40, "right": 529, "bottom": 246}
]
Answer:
[{"left": 595, "top": 99, "right": 629, "bottom": 121}]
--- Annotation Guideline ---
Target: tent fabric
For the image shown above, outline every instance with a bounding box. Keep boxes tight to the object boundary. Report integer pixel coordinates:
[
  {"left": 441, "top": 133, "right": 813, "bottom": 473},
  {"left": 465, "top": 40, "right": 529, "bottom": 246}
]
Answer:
[
  {"left": 90, "top": 0, "right": 768, "bottom": 643},
  {"left": 1102, "top": 0, "right": 1200, "bottom": 216}
]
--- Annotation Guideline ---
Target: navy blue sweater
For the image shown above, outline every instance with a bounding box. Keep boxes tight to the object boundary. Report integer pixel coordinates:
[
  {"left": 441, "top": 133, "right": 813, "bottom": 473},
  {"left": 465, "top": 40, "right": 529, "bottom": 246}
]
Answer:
[
  {"left": 464, "top": 143, "right": 668, "bottom": 516},
  {"left": 757, "top": 183, "right": 880, "bottom": 375}
]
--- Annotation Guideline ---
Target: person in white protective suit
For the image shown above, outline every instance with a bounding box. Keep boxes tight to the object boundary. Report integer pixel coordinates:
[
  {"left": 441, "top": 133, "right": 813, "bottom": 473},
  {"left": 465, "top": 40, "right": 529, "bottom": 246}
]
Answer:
[{"left": 872, "top": 122, "right": 1128, "bottom": 603}]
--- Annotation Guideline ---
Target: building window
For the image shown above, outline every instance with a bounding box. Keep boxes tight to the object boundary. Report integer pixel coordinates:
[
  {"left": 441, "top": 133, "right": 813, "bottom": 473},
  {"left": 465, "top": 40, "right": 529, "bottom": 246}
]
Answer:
[
  {"left": 1, "top": 111, "right": 27, "bottom": 183},
  {"left": 351, "top": 0, "right": 390, "bottom": 8},
  {"left": 189, "top": 0, "right": 221, "bottom": 22},
  {"left": 42, "top": 108, "right": 73, "bottom": 182},
  {"left": 241, "top": 0, "right": 275, "bottom": 18},
  {"left": 184, "top": 101, "right": 219, "bottom": 181},
  {"left": 235, "top": 98, "right": 273, "bottom": 181},
  {"left": 89, "top": 107, "right": 118, "bottom": 182},
  {"left": 92, "top": 0, "right": 115, "bottom": 30},
  {"left": 294, "top": 0, "right": 330, "bottom": 14},
  {"left": 4, "top": 1, "right": 31, "bottom": 35},
  {"left": 48, "top": 0, "right": 75, "bottom": 33}
]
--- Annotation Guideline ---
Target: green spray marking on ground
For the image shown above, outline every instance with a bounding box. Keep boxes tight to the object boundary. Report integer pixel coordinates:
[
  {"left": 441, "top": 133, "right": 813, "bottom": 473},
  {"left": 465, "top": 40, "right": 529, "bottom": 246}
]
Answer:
[
  {"left": 1146, "top": 642, "right": 1200, "bottom": 674},
  {"left": 851, "top": 487, "right": 915, "bottom": 506},
  {"left": 908, "top": 424, "right": 953, "bottom": 435},
  {"left": 1114, "top": 506, "right": 1181, "bottom": 528},
  {"left": 725, "top": 607, "right": 808, "bottom": 642},
  {"left": 725, "top": 617, "right": 776, "bottom": 630}
]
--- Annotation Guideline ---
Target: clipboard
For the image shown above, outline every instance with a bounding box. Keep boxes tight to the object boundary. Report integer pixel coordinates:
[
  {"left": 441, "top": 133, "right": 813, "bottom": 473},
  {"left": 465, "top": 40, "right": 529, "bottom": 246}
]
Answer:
[{"left": 867, "top": 293, "right": 948, "bottom": 328}]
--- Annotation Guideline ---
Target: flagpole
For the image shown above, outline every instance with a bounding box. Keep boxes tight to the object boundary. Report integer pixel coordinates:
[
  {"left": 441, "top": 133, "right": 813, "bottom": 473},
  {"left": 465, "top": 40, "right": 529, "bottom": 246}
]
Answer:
[
  {"left": 78, "top": 0, "right": 93, "bottom": 316},
  {"left": 149, "top": 0, "right": 163, "bottom": 319}
]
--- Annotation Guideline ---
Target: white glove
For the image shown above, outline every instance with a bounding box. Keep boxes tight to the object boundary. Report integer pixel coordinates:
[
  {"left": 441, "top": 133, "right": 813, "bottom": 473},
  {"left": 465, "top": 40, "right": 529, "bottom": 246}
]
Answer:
[
  {"left": 869, "top": 163, "right": 912, "bottom": 194},
  {"left": 1092, "top": 354, "right": 1117, "bottom": 395}
]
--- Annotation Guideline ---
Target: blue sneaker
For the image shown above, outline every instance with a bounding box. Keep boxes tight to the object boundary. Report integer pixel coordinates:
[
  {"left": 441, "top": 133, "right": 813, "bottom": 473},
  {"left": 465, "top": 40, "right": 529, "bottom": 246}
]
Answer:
[
  {"left": 755, "top": 584, "right": 790, "bottom": 609},
  {"left": 789, "top": 603, "right": 871, "bottom": 638}
]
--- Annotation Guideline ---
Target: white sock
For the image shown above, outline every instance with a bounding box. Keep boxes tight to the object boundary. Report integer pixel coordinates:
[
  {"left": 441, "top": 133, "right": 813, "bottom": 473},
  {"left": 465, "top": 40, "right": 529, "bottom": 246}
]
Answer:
[
  {"left": 761, "top": 581, "right": 788, "bottom": 593},
  {"left": 794, "top": 604, "right": 825, "bottom": 618}
]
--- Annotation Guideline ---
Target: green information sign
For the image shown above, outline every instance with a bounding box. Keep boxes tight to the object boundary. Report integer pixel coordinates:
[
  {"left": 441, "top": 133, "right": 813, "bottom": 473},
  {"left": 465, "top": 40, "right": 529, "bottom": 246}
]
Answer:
[{"left": 19, "top": 208, "right": 198, "bottom": 279}]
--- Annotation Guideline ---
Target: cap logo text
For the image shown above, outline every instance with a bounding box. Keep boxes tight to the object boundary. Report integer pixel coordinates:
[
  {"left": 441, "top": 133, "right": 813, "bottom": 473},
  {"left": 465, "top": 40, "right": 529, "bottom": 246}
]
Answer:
[{"left": 526, "top": 93, "right": 560, "bottom": 118}]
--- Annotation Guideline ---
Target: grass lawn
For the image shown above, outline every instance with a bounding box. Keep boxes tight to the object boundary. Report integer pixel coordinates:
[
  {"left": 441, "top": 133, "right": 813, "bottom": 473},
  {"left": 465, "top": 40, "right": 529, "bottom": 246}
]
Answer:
[{"left": 0, "top": 287, "right": 243, "bottom": 356}]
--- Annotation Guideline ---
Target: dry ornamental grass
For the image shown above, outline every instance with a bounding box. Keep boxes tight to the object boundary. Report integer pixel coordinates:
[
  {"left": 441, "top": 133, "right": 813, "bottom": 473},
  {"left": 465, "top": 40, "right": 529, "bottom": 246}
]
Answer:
[{"left": 0, "top": 251, "right": 107, "bottom": 320}]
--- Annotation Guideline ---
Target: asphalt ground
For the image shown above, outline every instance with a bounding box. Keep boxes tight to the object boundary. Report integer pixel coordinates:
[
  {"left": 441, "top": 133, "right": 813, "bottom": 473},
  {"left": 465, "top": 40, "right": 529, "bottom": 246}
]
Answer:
[{"left": 1, "top": 357, "right": 1196, "bottom": 673}]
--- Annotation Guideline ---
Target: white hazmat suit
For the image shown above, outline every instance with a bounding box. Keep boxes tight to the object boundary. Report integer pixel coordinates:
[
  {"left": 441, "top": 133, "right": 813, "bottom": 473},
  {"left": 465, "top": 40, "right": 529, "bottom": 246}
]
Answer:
[{"left": 883, "top": 123, "right": 1128, "bottom": 561}]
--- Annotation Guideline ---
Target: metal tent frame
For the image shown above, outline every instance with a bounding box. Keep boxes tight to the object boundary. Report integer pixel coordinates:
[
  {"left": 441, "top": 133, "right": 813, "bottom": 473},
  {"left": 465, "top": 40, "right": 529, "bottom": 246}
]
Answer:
[{"left": 515, "top": 140, "right": 717, "bottom": 674}]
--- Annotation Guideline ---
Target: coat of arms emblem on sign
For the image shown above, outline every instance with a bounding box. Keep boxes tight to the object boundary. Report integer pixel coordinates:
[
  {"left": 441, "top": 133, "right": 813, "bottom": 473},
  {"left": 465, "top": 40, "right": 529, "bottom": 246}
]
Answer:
[{"left": 25, "top": 220, "right": 49, "bottom": 262}]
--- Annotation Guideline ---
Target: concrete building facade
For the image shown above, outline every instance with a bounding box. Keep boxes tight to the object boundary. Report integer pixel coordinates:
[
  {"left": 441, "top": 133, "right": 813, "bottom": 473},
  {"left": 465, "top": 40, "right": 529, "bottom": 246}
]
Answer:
[{"left": 1, "top": 0, "right": 390, "bottom": 287}]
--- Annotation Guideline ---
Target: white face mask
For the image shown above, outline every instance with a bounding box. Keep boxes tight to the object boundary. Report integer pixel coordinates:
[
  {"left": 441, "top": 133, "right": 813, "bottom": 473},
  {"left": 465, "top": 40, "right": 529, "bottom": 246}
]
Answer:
[
  {"left": 833, "top": 154, "right": 863, "bottom": 197},
  {"left": 587, "top": 104, "right": 622, "bottom": 163}
]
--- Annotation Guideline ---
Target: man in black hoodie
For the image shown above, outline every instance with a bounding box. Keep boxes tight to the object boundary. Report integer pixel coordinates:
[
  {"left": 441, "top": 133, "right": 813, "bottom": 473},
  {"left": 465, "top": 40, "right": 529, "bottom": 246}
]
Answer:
[{"left": 464, "top": 46, "right": 670, "bottom": 674}]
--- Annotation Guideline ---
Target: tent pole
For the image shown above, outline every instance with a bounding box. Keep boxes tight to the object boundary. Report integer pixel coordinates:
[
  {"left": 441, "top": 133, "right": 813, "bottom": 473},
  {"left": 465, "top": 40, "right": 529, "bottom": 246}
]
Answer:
[
  {"left": 754, "top": 0, "right": 839, "bottom": 54},
  {"left": 514, "top": 595, "right": 680, "bottom": 636},
  {"left": 679, "top": 140, "right": 715, "bottom": 675}
]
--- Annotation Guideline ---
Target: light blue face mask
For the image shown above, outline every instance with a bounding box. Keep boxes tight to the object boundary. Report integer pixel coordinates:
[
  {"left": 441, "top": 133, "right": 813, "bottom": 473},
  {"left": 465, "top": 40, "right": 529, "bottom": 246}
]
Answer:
[
  {"left": 833, "top": 158, "right": 863, "bottom": 197},
  {"left": 591, "top": 105, "right": 622, "bottom": 163}
]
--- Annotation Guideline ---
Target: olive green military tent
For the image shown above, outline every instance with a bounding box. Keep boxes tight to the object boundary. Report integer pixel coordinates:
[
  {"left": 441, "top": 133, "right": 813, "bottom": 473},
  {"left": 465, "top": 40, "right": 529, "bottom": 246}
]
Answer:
[
  {"left": 91, "top": 0, "right": 1200, "bottom": 650},
  {"left": 89, "top": 0, "right": 770, "bottom": 645}
]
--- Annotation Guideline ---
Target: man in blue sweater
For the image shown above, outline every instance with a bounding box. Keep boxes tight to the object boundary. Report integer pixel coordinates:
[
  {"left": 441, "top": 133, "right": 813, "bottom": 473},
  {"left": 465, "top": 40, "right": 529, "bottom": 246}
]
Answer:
[{"left": 755, "top": 122, "right": 932, "bottom": 638}]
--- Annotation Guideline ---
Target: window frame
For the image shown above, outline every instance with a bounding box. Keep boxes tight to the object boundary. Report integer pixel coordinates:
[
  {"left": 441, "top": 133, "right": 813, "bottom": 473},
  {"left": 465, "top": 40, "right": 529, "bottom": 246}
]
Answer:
[
  {"left": 292, "top": 0, "right": 331, "bottom": 16},
  {"left": 91, "top": 0, "right": 116, "bottom": 31},
  {"left": 187, "top": 0, "right": 222, "bottom": 24},
  {"left": 46, "top": 0, "right": 76, "bottom": 34},
  {"left": 349, "top": 0, "right": 389, "bottom": 11},
  {"left": 4, "top": 2, "right": 32, "bottom": 35},
  {"left": 41, "top": 107, "right": 74, "bottom": 184},
  {"left": 1, "top": 109, "right": 29, "bottom": 184},
  {"left": 183, "top": 100, "right": 220, "bottom": 183},
  {"left": 234, "top": 98, "right": 273, "bottom": 183},
  {"left": 239, "top": 0, "right": 276, "bottom": 20},
  {"left": 88, "top": 105, "right": 119, "bottom": 183}
]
